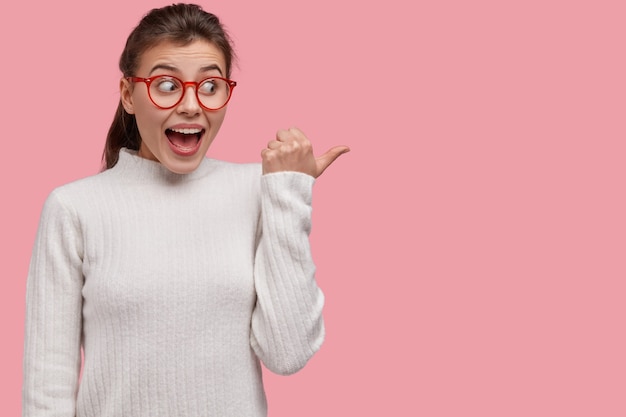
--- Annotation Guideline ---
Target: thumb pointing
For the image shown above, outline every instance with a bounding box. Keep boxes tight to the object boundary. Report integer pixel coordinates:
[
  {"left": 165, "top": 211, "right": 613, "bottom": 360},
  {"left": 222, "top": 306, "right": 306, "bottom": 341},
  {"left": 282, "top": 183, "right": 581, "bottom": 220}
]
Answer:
[{"left": 315, "top": 146, "right": 350, "bottom": 178}]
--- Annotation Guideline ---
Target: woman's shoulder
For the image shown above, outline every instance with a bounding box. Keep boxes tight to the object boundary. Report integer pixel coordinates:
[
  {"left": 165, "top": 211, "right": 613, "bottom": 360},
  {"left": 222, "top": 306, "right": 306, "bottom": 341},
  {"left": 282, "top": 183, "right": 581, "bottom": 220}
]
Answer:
[
  {"left": 209, "top": 158, "right": 261, "bottom": 175},
  {"left": 51, "top": 169, "right": 115, "bottom": 197},
  {"left": 206, "top": 159, "right": 262, "bottom": 185},
  {"left": 36, "top": 171, "right": 111, "bottom": 222}
]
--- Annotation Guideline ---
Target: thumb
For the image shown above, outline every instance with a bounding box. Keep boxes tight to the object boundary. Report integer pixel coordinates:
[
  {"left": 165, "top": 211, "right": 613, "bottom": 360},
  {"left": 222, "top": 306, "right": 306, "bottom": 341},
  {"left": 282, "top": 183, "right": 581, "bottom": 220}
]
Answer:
[{"left": 315, "top": 146, "right": 350, "bottom": 177}]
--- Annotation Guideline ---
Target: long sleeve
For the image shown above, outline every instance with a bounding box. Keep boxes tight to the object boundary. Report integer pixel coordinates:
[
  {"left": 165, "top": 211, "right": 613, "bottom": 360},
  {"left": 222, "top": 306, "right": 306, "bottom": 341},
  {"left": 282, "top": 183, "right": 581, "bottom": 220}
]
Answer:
[
  {"left": 250, "top": 172, "right": 325, "bottom": 375},
  {"left": 23, "top": 190, "right": 84, "bottom": 417}
]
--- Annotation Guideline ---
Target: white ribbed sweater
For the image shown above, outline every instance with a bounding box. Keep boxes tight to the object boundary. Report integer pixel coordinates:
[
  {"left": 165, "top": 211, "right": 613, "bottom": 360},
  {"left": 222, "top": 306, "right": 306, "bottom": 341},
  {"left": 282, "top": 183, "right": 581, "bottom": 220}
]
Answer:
[{"left": 23, "top": 149, "right": 325, "bottom": 417}]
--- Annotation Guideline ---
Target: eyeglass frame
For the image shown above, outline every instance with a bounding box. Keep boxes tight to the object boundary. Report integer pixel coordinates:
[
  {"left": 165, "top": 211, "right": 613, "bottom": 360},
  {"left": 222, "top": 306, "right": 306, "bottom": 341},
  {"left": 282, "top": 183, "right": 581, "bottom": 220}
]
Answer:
[{"left": 127, "top": 75, "right": 237, "bottom": 111}]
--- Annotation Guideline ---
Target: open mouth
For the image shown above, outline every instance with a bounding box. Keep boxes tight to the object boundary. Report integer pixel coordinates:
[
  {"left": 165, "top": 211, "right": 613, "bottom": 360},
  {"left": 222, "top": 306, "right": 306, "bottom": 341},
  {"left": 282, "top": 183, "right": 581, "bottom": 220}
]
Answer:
[{"left": 165, "top": 127, "right": 205, "bottom": 153}]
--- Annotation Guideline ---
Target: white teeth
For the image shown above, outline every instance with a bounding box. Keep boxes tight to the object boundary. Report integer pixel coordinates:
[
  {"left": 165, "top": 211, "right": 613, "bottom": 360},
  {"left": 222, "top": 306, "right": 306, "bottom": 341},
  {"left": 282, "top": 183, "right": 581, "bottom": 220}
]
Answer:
[{"left": 170, "top": 128, "right": 202, "bottom": 135}]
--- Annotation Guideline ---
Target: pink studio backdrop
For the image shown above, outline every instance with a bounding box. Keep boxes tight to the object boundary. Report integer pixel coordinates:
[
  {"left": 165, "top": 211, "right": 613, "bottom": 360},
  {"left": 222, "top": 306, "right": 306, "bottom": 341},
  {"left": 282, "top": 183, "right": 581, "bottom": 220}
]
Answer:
[{"left": 2, "top": 0, "right": 625, "bottom": 415}]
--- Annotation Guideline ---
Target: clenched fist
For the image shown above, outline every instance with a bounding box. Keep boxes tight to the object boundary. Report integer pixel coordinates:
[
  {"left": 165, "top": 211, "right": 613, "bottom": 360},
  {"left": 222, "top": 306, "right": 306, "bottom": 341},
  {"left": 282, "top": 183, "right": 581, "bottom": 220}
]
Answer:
[{"left": 261, "top": 127, "right": 350, "bottom": 178}]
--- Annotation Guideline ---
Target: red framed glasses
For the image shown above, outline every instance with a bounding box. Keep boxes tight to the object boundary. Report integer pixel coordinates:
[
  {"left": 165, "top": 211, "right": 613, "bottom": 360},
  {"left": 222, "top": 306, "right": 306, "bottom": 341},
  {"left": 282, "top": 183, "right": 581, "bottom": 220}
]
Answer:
[{"left": 128, "top": 75, "right": 237, "bottom": 110}]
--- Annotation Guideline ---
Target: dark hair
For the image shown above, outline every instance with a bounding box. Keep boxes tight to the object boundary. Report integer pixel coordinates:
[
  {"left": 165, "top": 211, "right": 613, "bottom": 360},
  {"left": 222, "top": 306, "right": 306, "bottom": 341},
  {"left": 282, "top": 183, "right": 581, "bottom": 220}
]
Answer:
[{"left": 102, "top": 3, "right": 236, "bottom": 169}]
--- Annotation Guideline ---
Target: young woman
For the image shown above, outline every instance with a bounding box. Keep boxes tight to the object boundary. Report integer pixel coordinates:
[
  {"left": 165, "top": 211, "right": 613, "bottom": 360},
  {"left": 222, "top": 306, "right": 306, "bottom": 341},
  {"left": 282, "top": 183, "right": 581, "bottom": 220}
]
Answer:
[{"left": 22, "top": 4, "right": 348, "bottom": 416}]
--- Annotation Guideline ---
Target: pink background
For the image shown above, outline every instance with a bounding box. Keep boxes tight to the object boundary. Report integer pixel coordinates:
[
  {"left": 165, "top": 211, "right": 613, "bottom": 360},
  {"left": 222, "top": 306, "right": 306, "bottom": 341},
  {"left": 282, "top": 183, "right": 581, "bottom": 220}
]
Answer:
[{"left": 2, "top": 0, "right": 625, "bottom": 415}]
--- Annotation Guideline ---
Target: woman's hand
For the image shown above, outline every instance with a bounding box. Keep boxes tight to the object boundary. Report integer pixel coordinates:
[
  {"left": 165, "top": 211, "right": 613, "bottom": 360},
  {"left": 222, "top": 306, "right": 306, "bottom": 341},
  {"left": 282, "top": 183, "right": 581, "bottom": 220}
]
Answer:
[{"left": 261, "top": 127, "right": 350, "bottom": 178}]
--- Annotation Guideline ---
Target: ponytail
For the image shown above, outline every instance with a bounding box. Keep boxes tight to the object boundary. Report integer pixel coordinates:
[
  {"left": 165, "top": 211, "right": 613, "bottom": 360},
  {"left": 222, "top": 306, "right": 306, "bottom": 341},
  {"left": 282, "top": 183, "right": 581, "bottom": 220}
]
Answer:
[{"left": 102, "top": 102, "right": 140, "bottom": 170}]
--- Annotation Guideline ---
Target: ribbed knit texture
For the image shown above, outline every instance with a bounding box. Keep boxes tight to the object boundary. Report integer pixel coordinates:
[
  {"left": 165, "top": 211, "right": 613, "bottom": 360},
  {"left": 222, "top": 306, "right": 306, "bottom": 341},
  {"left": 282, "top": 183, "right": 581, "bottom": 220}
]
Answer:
[{"left": 23, "top": 149, "right": 325, "bottom": 417}]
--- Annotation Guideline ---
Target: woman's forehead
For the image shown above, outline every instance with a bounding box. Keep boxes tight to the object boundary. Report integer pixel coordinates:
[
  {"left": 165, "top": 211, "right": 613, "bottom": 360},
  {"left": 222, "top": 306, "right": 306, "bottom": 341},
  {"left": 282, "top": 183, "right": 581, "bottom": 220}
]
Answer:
[{"left": 138, "top": 39, "right": 226, "bottom": 75}]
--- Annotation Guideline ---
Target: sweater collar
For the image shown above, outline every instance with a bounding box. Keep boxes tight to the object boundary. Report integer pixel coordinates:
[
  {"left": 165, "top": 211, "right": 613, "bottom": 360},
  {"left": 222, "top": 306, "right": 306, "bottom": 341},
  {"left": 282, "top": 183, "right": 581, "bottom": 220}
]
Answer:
[{"left": 112, "top": 148, "right": 214, "bottom": 184}]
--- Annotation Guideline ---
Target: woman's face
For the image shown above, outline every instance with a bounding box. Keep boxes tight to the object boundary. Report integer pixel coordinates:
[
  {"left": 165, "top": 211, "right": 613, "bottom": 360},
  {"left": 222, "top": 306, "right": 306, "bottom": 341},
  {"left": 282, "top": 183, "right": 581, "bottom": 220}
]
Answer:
[{"left": 121, "top": 39, "right": 229, "bottom": 174}]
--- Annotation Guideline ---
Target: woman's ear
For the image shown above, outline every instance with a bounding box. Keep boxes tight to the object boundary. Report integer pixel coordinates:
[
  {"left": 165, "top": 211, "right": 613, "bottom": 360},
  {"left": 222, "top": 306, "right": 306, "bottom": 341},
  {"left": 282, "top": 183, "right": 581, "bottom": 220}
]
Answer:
[{"left": 120, "top": 78, "right": 135, "bottom": 114}]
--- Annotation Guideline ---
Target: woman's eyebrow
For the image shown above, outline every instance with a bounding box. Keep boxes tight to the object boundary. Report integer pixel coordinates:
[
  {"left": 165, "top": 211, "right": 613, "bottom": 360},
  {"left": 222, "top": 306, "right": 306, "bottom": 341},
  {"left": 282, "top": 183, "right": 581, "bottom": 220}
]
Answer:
[
  {"left": 199, "top": 64, "right": 223, "bottom": 76},
  {"left": 149, "top": 64, "right": 178, "bottom": 75}
]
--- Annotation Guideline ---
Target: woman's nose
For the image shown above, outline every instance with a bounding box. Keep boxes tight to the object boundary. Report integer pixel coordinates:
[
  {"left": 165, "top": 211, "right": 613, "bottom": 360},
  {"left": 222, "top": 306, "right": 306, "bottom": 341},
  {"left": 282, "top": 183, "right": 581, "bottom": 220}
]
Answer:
[{"left": 176, "top": 86, "right": 202, "bottom": 116}]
